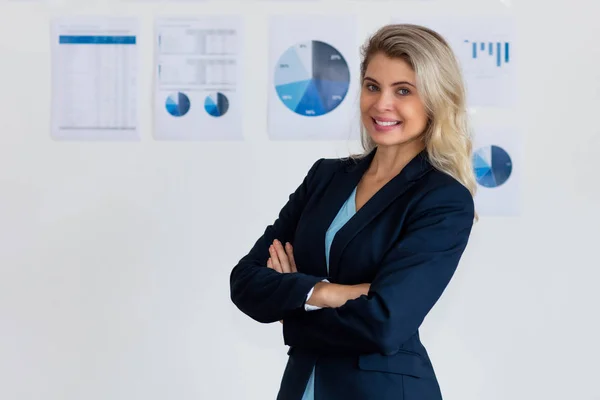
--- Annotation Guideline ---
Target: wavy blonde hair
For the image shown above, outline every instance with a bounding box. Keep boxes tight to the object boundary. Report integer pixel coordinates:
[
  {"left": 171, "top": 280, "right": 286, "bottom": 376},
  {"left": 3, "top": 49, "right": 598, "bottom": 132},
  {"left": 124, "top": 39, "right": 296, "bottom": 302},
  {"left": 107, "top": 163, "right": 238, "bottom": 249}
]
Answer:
[{"left": 353, "top": 24, "right": 477, "bottom": 206}]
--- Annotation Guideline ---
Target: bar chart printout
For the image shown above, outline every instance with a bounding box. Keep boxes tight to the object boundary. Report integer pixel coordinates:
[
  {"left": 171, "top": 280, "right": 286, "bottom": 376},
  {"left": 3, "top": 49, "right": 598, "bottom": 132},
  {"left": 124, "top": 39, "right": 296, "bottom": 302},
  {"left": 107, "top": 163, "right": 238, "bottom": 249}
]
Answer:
[{"left": 51, "top": 17, "right": 139, "bottom": 140}]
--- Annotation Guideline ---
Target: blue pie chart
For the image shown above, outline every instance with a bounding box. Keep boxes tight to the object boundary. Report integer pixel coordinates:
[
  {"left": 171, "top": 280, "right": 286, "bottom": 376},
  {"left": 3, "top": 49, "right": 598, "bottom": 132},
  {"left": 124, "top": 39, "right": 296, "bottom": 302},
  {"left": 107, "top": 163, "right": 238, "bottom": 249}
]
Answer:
[
  {"left": 473, "top": 145, "right": 512, "bottom": 188},
  {"left": 165, "top": 92, "right": 190, "bottom": 117},
  {"left": 275, "top": 40, "right": 350, "bottom": 116},
  {"left": 204, "top": 92, "right": 229, "bottom": 117}
]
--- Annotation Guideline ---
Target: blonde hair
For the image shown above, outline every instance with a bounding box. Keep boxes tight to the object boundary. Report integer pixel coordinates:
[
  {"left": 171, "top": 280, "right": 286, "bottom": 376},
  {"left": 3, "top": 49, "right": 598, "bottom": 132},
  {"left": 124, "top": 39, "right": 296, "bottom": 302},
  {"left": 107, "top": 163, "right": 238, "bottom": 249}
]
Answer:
[{"left": 353, "top": 24, "right": 478, "bottom": 210}]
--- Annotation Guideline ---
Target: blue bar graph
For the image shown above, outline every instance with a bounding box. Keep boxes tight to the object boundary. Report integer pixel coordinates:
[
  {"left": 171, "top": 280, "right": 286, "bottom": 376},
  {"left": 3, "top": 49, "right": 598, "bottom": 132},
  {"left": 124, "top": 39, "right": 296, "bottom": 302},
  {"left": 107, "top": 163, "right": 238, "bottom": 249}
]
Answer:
[
  {"left": 497, "top": 42, "right": 501, "bottom": 67},
  {"left": 465, "top": 40, "right": 510, "bottom": 67}
]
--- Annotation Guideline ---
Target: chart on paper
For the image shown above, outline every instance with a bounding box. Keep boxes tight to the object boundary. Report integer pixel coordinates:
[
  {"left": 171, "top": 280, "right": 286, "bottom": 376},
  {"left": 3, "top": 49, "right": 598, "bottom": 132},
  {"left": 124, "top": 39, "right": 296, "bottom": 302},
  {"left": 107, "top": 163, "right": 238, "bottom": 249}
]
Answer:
[
  {"left": 267, "top": 14, "right": 359, "bottom": 141},
  {"left": 165, "top": 92, "right": 191, "bottom": 117},
  {"left": 473, "top": 145, "right": 513, "bottom": 188},
  {"left": 274, "top": 40, "right": 350, "bottom": 117},
  {"left": 51, "top": 17, "right": 138, "bottom": 140},
  {"left": 204, "top": 92, "right": 229, "bottom": 117},
  {"left": 470, "top": 125, "right": 520, "bottom": 216},
  {"left": 154, "top": 17, "right": 242, "bottom": 140},
  {"left": 391, "top": 15, "right": 515, "bottom": 107}
]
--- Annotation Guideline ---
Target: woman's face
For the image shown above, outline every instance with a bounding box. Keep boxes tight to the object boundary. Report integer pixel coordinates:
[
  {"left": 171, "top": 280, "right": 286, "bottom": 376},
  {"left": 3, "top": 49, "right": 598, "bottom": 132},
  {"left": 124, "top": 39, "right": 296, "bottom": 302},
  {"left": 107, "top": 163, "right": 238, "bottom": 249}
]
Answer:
[{"left": 360, "top": 52, "right": 429, "bottom": 149}]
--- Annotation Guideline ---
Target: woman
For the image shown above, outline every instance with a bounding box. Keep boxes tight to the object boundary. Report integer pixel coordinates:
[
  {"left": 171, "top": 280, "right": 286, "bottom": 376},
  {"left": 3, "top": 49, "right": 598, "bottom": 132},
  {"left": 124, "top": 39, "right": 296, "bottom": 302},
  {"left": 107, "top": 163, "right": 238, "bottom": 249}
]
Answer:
[{"left": 230, "top": 24, "right": 477, "bottom": 400}]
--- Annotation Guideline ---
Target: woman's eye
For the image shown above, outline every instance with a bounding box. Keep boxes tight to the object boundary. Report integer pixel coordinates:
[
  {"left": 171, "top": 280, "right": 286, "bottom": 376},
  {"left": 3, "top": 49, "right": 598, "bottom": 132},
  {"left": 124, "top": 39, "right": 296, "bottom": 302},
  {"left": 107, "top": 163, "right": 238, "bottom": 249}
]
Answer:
[
  {"left": 398, "top": 88, "right": 410, "bottom": 95},
  {"left": 366, "top": 84, "right": 378, "bottom": 91}
]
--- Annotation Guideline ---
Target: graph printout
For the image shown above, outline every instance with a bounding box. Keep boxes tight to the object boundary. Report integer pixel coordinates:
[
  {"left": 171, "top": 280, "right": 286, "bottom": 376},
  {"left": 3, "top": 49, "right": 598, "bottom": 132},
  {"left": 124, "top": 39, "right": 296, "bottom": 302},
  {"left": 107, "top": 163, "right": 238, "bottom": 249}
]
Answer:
[
  {"left": 268, "top": 15, "right": 360, "bottom": 140},
  {"left": 471, "top": 122, "right": 521, "bottom": 216},
  {"left": 392, "top": 15, "right": 516, "bottom": 107},
  {"left": 154, "top": 16, "right": 242, "bottom": 141}
]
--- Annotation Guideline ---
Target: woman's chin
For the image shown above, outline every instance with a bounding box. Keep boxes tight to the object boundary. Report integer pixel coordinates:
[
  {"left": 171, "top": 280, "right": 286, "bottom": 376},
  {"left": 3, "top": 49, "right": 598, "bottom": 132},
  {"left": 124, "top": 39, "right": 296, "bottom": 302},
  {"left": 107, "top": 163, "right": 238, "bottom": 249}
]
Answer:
[{"left": 367, "top": 130, "right": 404, "bottom": 146}]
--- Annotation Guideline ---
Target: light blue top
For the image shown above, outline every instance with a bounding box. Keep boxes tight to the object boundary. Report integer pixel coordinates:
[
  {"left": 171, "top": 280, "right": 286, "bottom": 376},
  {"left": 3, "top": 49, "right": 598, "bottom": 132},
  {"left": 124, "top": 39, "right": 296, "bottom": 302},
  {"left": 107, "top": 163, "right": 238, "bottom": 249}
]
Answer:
[{"left": 301, "top": 186, "right": 357, "bottom": 400}]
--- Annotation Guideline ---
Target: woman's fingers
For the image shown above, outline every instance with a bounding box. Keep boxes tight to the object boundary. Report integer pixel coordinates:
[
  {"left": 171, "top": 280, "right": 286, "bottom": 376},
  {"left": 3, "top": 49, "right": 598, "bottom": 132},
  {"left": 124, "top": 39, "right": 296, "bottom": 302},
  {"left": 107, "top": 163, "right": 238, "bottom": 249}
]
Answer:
[
  {"left": 268, "top": 245, "right": 281, "bottom": 272},
  {"left": 271, "top": 240, "right": 292, "bottom": 273},
  {"left": 285, "top": 242, "right": 297, "bottom": 273},
  {"left": 268, "top": 239, "right": 297, "bottom": 274},
  {"left": 267, "top": 253, "right": 282, "bottom": 273}
]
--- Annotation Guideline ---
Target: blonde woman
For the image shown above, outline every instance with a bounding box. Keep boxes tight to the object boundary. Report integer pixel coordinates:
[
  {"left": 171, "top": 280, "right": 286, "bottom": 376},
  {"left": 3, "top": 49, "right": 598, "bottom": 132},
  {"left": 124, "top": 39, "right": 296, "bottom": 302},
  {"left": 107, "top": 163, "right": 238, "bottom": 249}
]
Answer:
[{"left": 230, "top": 24, "right": 477, "bottom": 400}]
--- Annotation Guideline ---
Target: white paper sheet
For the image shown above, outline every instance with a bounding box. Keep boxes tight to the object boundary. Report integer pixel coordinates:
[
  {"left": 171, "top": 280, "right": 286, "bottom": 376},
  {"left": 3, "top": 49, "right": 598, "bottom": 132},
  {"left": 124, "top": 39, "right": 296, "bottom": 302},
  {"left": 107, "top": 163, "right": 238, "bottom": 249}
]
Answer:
[
  {"left": 391, "top": 15, "right": 516, "bottom": 108},
  {"left": 471, "top": 122, "right": 521, "bottom": 216},
  {"left": 50, "top": 17, "right": 139, "bottom": 141},
  {"left": 268, "top": 15, "right": 360, "bottom": 141},
  {"left": 153, "top": 16, "right": 242, "bottom": 141}
]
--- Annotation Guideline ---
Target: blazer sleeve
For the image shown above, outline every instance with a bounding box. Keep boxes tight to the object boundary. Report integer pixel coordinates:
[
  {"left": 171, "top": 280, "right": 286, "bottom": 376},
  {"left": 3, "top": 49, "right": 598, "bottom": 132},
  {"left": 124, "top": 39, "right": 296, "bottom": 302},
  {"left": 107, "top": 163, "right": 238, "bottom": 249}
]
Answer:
[
  {"left": 282, "top": 182, "right": 475, "bottom": 355},
  {"left": 230, "top": 158, "right": 328, "bottom": 324}
]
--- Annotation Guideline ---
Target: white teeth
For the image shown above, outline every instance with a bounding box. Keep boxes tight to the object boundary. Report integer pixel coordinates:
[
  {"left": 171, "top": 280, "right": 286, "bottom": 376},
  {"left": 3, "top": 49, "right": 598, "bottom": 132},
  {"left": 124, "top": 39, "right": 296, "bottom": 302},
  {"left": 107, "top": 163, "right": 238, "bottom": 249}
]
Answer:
[{"left": 374, "top": 119, "right": 400, "bottom": 126}]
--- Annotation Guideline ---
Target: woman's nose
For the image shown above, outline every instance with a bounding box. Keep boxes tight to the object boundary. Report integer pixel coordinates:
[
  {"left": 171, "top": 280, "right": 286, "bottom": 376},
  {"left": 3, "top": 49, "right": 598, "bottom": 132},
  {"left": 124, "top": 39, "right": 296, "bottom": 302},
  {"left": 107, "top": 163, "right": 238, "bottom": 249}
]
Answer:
[{"left": 373, "top": 91, "right": 394, "bottom": 111}]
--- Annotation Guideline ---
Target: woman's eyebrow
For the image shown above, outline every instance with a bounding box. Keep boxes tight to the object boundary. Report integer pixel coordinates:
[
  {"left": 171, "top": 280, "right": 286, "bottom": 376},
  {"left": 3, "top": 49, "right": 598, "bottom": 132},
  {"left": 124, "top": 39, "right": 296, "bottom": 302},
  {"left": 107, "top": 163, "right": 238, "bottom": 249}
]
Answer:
[{"left": 363, "top": 76, "right": 416, "bottom": 88}]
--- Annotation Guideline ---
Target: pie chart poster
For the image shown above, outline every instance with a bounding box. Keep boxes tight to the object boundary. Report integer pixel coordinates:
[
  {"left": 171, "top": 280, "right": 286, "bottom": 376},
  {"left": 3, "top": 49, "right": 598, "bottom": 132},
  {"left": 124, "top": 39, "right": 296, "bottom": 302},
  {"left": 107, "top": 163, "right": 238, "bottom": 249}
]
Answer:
[
  {"left": 268, "top": 15, "right": 360, "bottom": 141},
  {"left": 472, "top": 127, "right": 521, "bottom": 217}
]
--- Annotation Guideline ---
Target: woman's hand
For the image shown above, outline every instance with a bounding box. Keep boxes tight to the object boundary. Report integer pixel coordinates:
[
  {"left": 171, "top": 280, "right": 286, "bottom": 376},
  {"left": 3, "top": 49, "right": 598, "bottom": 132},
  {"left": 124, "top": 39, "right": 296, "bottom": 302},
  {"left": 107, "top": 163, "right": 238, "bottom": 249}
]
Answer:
[
  {"left": 266, "top": 239, "right": 370, "bottom": 321},
  {"left": 266, "top": 239, "right": 296, "bottom": 274},
  {"left": 308, "top": 282, "right": 371, "bottom": 308},
  {"left": 266, "top": 239, "right": 295, "bottom": 324}
]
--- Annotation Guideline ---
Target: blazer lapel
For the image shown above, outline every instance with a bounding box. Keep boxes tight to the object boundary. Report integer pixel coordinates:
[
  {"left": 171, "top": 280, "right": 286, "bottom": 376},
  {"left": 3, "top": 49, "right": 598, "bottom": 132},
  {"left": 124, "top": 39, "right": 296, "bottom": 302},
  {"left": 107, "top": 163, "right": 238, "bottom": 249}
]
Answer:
[
  {"left": 308, "top": 150, "right": 375, "bottom": 278},
  {"left": 325, "top": 148, "right": 432, "bottom": 279}
]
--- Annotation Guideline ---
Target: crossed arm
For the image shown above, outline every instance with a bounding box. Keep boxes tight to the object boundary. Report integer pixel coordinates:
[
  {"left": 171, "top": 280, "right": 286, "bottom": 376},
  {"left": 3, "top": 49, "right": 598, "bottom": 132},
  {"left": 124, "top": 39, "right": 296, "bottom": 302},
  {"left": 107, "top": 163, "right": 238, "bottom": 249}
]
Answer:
[
  {"left": 229, "top": 159, "right": 474, "bottom": 355},
  {"left": 229, "top": 159, "right": 366, "bottom": 323},
  {"left": 230, "top": 159, "right": 376, "bottom": 323},
  {"left": 265, "top": 238, "right": 371, "bottom": 321},
  {"left": 281, "top": 184, "right": 475, "bottom": 355}
]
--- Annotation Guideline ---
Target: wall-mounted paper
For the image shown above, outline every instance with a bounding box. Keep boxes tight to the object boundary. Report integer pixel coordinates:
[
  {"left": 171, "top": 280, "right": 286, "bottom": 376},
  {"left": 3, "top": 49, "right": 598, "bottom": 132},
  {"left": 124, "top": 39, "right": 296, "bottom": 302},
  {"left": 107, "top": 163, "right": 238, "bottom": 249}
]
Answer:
[
  {"left": 153, "top": 16, "right": 242, "bottom": 141},
  {"left": 50, "top": 16, "right": 139, "bottom": 141},
  {"left": 471, "top": 123, "right": 521, "bottom": 216},
  {"left": 268, "top": 14, "right": 360, "bottom": 141},
  {"left": 391, "top": 15, "right": 516, "bottom": 108}
]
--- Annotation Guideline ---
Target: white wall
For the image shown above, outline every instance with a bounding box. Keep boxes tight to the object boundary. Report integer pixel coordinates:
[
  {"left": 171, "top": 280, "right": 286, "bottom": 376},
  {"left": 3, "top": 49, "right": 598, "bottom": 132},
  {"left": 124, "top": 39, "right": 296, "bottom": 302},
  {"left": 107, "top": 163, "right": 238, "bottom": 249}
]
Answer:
[{"left": 1, "top": 0, "right": 599, "bottom": 399}]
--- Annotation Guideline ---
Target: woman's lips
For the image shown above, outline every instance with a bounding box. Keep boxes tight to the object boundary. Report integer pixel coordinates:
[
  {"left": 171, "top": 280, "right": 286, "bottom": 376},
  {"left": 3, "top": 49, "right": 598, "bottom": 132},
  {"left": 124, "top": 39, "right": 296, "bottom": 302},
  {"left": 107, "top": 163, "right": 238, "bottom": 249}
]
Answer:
[{"left": 371, "top": 117, "right": 402, "bottom": 132}]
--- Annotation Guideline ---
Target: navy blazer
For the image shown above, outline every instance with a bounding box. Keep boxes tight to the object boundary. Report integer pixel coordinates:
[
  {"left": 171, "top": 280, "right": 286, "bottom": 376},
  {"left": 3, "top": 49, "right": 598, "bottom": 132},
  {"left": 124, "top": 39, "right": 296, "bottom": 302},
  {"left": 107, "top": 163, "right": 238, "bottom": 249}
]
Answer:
[{"left": 230, "top": 148, "right": 475, "bottom": 400}]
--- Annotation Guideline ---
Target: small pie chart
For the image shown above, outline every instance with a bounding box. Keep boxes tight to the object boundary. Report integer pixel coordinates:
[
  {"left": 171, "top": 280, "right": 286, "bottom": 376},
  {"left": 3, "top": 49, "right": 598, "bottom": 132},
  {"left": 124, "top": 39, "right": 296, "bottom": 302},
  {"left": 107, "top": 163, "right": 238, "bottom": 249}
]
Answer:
[
  {"left": 165, "top": 92, "right": 190, "bottom": 117},
  {"left": 274, "top": 40, "right": 350, "bottom": 117},
  {"left": 473, "top": 145, "right": 512, "bottom": 188},
  {"left": 204, "top": 92, "right": 229, "bottom": 117}
]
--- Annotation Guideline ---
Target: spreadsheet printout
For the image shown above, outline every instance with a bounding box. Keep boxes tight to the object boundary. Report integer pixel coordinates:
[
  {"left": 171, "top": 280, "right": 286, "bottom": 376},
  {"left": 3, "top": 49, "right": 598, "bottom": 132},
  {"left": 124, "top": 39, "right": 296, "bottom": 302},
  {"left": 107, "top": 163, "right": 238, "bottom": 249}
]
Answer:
[{"left": 51, "top": 17, "right": 139, "bottom": 140}]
